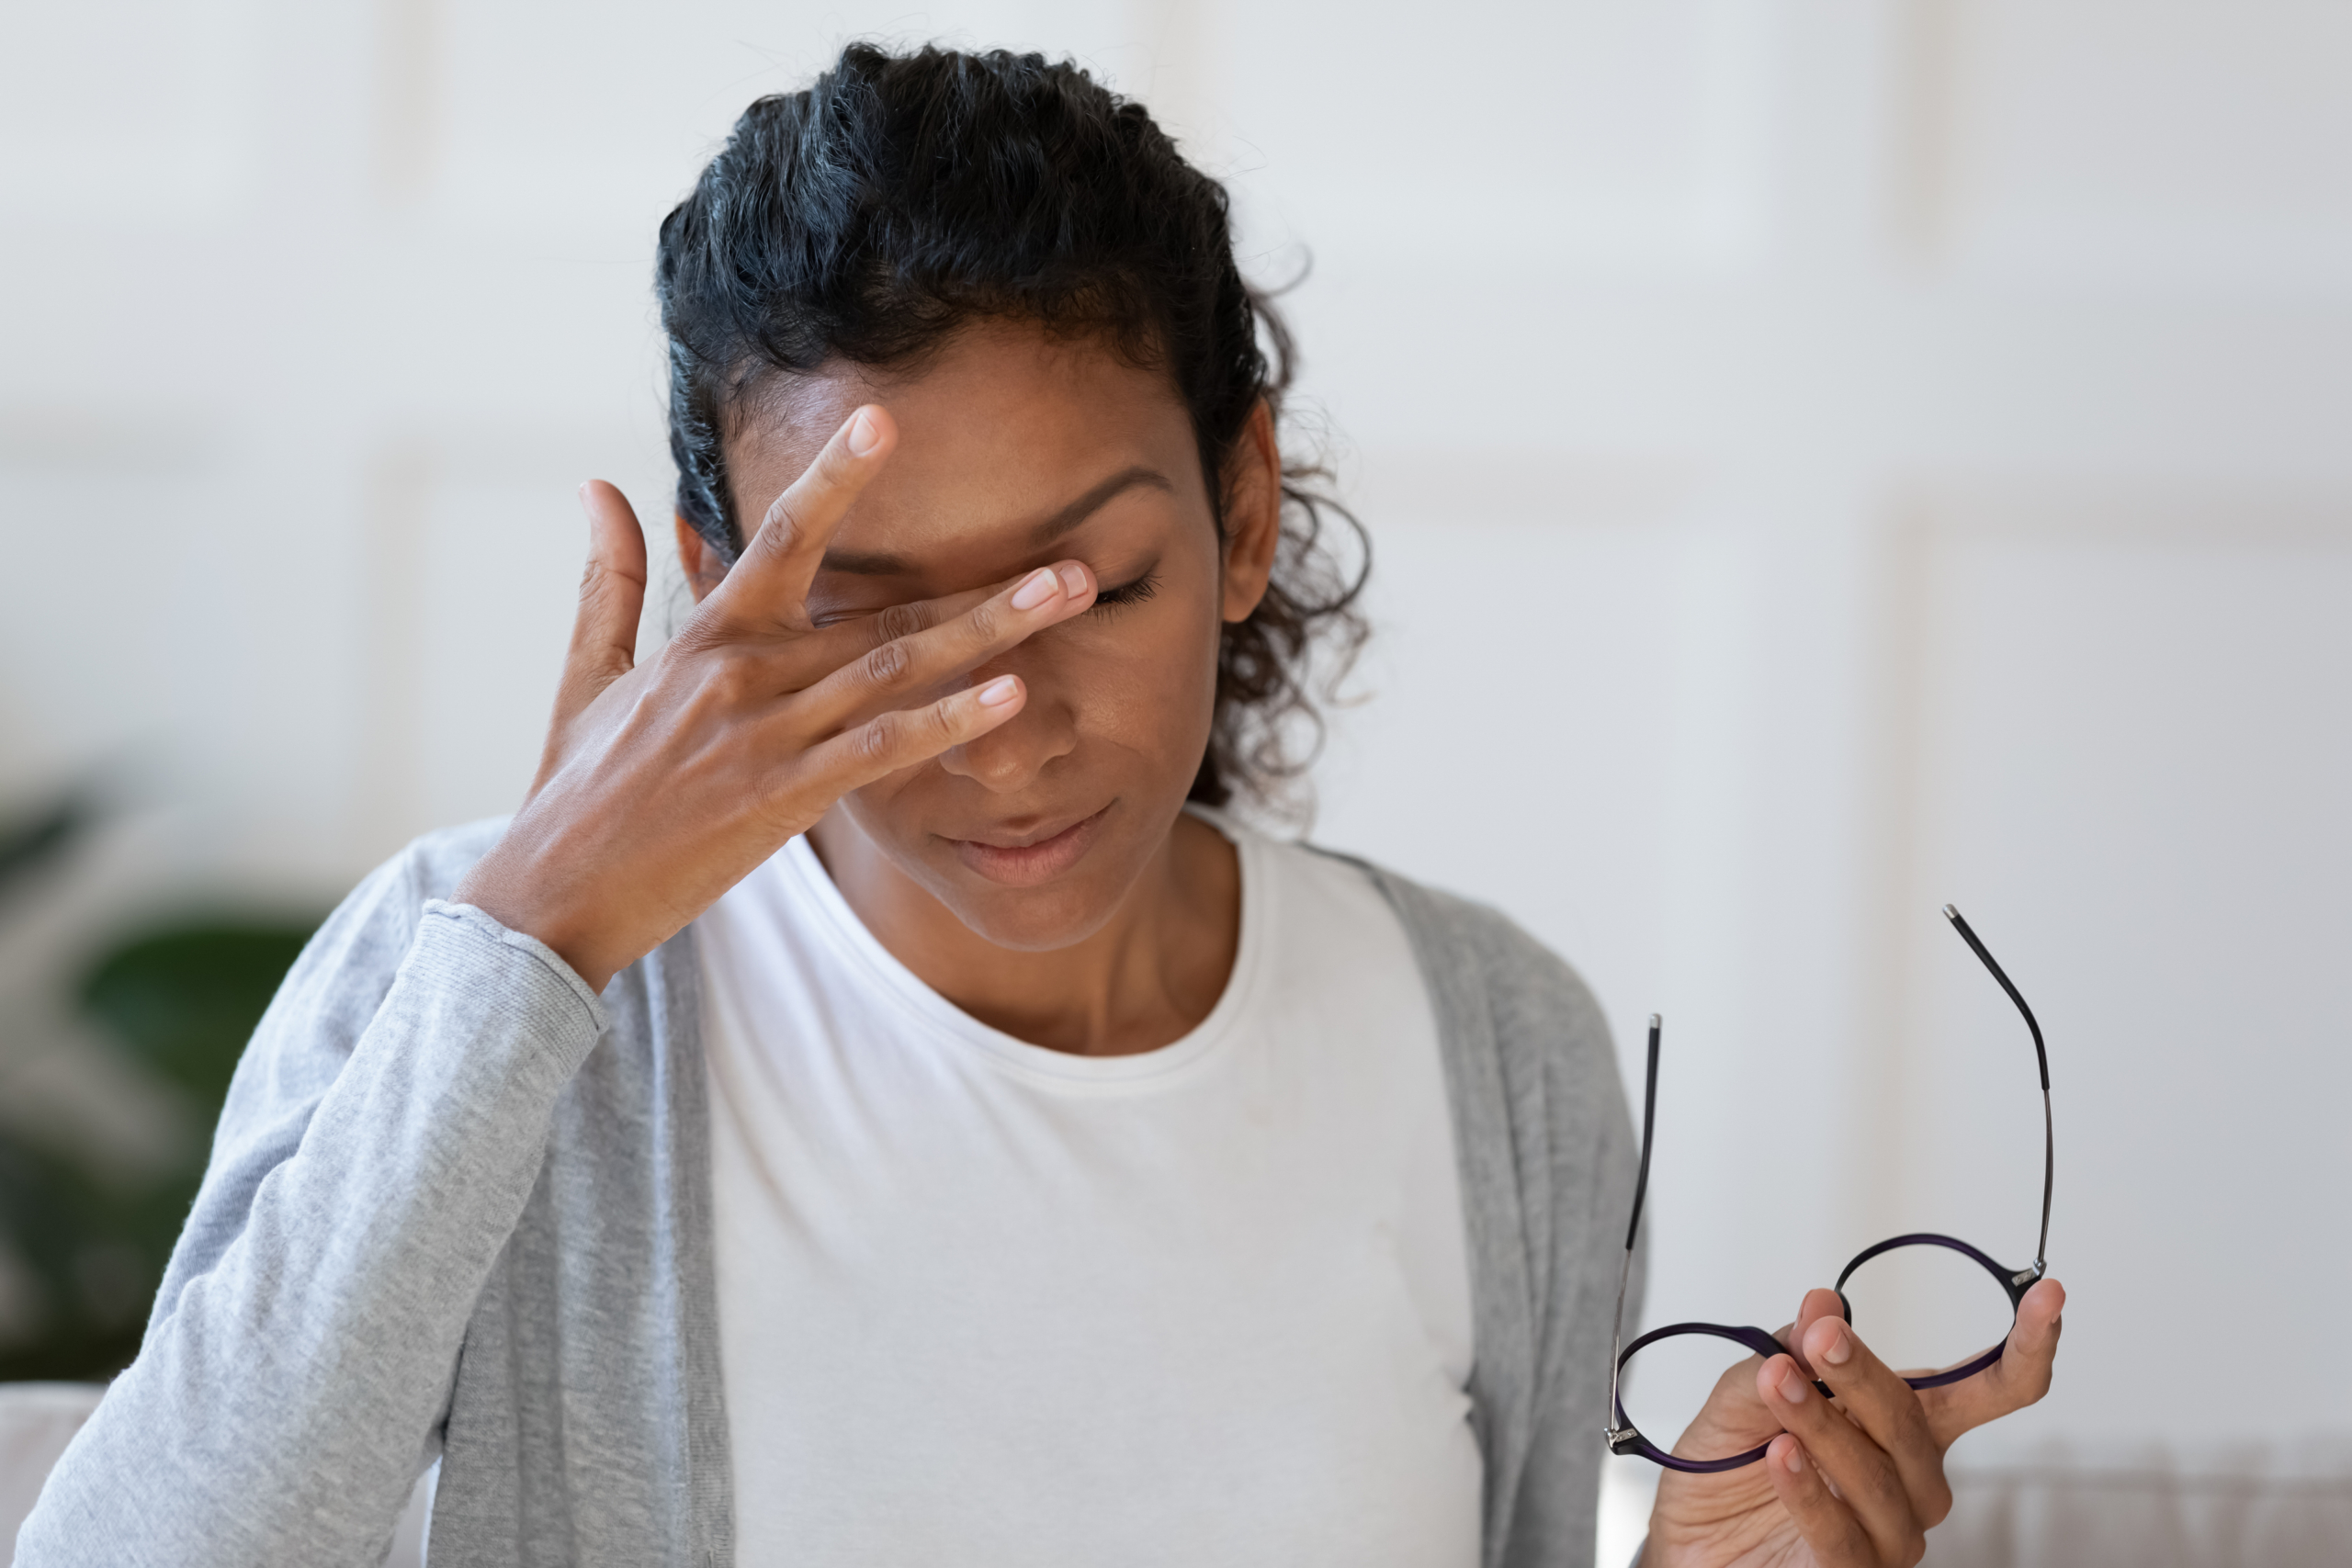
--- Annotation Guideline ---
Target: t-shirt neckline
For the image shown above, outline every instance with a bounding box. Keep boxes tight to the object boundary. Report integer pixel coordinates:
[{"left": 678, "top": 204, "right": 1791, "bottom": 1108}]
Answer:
[{"left": 774, "top": 806, "right": 1271, "bottom": 1088}]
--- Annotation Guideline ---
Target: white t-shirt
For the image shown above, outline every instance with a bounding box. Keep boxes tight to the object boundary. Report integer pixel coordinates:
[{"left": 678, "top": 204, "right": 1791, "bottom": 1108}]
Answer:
[{"left": 696, "top": 814, "right": 1480, "bottom": 1567}]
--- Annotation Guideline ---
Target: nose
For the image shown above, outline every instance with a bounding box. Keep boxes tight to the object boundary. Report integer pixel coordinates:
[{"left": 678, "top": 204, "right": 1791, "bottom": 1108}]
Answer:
[{"left": 937, "top": 665, "right": 1078, "bottom": 793}]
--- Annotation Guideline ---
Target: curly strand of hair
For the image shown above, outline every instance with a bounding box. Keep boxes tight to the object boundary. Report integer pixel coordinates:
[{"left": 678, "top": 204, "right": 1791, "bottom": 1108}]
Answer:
[{"left": 1188, "top": 281, "right": 1372, "bottom": 818}]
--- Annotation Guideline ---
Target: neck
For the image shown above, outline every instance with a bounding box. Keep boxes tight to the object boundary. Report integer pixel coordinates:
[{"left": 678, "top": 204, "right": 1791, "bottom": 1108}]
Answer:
[{"left": 805, "top": 807, "right": 1240, "bottom": 1056}]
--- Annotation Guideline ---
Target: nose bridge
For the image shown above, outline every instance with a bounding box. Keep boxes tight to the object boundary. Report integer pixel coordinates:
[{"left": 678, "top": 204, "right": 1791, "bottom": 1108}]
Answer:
[{"left": 938, "top": 647, "right": 1079, "bottom": 791}]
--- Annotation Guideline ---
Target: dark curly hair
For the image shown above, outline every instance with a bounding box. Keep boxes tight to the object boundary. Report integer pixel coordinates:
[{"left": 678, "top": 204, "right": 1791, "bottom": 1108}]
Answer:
[{"left": 655, "top": 42, "right": 1368, "bottom": 811}]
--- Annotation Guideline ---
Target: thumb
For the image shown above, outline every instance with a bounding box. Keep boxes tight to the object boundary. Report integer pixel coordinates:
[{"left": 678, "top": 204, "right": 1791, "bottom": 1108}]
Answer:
[
  {"left": 1923, "top": 1276, "right": 2065, "bottom": 1444},
  {"left": 547, "top": 479, "right": 648, "bottom": 738}
]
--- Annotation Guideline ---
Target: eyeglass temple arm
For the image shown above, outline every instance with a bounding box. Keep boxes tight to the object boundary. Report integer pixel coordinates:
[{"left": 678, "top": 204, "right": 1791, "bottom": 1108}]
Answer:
[
  {"left": 1608, "top": 1015, "right": 1663, "bottom": 1447},
  {"left": 1942, "top": 905, "right": 2052, "bottom": 1279},
  {"left": 1628, "top": 1014, "right": 1661, "bottom": 1252}
]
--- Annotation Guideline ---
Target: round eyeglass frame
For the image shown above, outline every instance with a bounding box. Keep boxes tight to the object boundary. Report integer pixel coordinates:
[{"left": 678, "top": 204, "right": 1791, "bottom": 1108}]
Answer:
[{"left": 1604, "top": 905, "right": 2052, "bottom": 1473}]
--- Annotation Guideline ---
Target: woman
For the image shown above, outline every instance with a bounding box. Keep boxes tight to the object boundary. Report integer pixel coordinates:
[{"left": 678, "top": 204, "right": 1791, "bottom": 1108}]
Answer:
[{"left": 20, "top": 43, "right": 2060, "bottom": 1568}]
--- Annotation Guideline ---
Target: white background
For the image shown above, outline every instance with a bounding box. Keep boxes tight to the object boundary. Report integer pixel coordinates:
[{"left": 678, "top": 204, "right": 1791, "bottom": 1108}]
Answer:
[{"left": 3, "top": 0, "right": 2347, "bottom": 1524}]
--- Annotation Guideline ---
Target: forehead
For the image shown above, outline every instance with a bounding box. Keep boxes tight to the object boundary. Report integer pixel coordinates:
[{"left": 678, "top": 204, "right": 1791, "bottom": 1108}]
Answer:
[{"left": 726, "top": 321, "right": 1205, "bottom": 566}]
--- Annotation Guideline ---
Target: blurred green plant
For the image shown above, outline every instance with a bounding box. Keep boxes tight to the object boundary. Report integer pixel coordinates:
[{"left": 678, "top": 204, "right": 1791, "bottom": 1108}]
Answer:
[
  {"left": 0, "top": 794, "right": 320, "bottom": 1382},
  {"left": 81, "top": 927, "right": 316, "bottom": 1111}
]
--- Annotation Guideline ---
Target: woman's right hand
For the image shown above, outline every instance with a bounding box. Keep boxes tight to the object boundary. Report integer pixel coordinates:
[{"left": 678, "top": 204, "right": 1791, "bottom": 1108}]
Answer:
[{"left": 450, "top": 404, "right": 1098, "bottom": 992}]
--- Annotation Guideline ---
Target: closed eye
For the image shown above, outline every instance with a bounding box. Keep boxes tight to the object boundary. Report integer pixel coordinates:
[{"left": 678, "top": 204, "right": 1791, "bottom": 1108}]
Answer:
[{"left": 1090, "top": 569, "right": 1160, "bottom": 616}]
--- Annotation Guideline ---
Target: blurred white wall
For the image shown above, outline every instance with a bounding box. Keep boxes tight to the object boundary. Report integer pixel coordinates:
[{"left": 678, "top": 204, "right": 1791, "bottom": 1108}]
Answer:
[{"left": 3, "top": 0, "right": 2347, "bottom": 1478}]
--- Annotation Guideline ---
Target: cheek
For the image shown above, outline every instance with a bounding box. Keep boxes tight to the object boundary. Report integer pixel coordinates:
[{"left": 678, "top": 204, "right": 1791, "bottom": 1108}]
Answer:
[{"left": 1058, "top": 600, "right": 1222, "bottom": 745}]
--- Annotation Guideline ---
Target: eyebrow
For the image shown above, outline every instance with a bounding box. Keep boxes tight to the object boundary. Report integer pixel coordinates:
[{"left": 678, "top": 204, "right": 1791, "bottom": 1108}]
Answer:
[{"left": 817, "top": 464, "right": 1175, "bottom": 576}]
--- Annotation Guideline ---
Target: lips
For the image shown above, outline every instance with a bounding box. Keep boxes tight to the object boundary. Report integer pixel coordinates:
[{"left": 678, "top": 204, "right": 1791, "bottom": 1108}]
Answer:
[{"left": 945, "top": 803, "right": 1113, "bottom": 887}]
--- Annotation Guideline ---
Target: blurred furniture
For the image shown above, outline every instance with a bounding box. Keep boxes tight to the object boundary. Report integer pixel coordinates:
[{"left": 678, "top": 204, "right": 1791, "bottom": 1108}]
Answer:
[
  {"left": 1, "top": 1382, "right": 430, "bottom": 1567},
  {"left": 1932, "top": 1441, "right": 2352, "bottom": 1566}
]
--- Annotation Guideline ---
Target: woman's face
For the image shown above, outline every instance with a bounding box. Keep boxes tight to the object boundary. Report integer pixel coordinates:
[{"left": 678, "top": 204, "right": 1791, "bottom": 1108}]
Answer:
[{"left": 711, "top": 321, "right": 1277, "bottom": 952}]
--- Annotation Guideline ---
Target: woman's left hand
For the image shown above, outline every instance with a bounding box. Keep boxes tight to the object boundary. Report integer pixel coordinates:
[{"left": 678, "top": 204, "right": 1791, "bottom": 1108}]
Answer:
[{"left": 1646, "top": 1277, "right": 2064, "bottom": 1567}]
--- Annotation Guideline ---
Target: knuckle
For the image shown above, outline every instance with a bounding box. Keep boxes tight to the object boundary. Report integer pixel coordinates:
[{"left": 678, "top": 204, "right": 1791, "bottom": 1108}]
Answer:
[
  {"left": 704, "top": 648, "right": 760, "bottom": 705},
  {"left": 575, "top": 558, "right": 636, "bottom": 615},
  {"left": 873, "top": 601, "right": 929, "bottom": 645},
  {"left": 756, "top": 789, "right": 810, "bottom": 841},
  {"left": 757, "top": 492, "right": 807, "bottom": 552},
  {"left": 862, "top": 638, "right": 912, "bottom": 691},
  {"left": 964, "top": 600, "right": 1001, "bottom": 646},
  {"left": 1852, "top": 1456, "right": 1905, "bottom": 1511},
  {"left": 854, "top": 712, "right": 899, "bottom": 765},
  {"left": 670, "top": 616, "right": 725, "bottom": 660}
]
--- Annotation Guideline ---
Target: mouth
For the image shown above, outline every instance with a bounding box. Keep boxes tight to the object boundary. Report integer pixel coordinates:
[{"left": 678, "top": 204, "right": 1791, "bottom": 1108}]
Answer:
[{"left": 945, "top": 803, "right": 1114, "bottom": 888}]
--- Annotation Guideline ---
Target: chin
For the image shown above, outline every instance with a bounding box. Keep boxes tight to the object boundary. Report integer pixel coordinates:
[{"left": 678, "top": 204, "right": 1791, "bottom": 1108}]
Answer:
[
  {"left": 900, "top": 800, "right": 1171, "bottom": 952},
  {"left": 929, "top": 862, "right": 1138, "bottom": 953}
]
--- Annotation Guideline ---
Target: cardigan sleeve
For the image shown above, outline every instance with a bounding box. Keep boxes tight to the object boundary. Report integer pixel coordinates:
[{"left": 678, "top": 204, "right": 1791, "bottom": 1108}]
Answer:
[{"left": 15, "top": 829, "right": 609, "bottom": 1568}]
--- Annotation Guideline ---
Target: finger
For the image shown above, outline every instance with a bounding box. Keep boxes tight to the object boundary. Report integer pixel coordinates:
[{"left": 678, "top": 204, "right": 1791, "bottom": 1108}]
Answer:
[
  {"left": 551, "top": 480, "right": 649, "bottom": 731},
  {"left": 1803, "top": 1314, "right": 1953, "bottom": 1529},
  {"left": 707, "top": 404, "right": 898, "bottom": 631},
  {"left": 791, "top": 671, "right": 1028, "bottom": 800},
  {"left": 1758, "top": 1354, "right": 1922, "bottom": 1565},
  {"left": 1763, "top": 1434, "right": 1879, "bottom": 1568},
  {"left": 1922, "top": 1277, "right": 2065, "bottom": 1443},
  {"left": 794, "top": 560, "right": 1096, "bottom": 728},
  {"left": 782, "top": 583, "right": 995, "bottom": 681},
  {"left": 1785, "top": 1286, "right": 1849, "bottom": 1379}
]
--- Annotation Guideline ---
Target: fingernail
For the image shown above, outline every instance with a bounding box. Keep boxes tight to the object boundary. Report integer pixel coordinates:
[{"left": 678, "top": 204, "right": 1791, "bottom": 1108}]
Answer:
[
  {"left": 1777, "top": 1363, "right": 1807, "bottom": 1406},
  {"left": 1056, "top": 562, "right": 1090, "bottom": 597},
  {"left": 977, "top": 675, "right": 1019, "bottom": 706},
  {"left": 845, "top": 409, "right": 881, "bottom": 456},
  {"left": 1784, "top": 1441, "right": 1806, "bottom": 1474},
  {"left": 1011, "top": 568, "right": 1060, "bottom": 610},
  {"left": 1819, "top": 1323, "right": 1852, "bottom": 1367}
]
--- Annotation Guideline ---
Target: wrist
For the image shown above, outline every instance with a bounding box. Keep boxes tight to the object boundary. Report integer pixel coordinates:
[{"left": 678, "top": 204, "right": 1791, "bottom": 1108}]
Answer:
[{"left": 450, "top": 855, "right": 616, "bottom": 995}]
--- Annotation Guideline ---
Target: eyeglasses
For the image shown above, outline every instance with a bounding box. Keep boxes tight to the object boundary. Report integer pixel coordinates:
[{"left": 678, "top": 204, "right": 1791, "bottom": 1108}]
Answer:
[{"left": 1605, "top": 905, "right": 2052, "bottom": 1472}]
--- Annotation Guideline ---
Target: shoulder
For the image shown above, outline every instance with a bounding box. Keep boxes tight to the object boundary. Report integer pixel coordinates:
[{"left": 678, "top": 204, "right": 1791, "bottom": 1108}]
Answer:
[
  {"left": 291, "top": 817, "right": 509, "bottom": 977},
  {"left": 1300, "top": 842, "right": 1613, "bottom": 1055},
  {"left": 231, "top": 818, "right": 515, "bottom": 1089}
]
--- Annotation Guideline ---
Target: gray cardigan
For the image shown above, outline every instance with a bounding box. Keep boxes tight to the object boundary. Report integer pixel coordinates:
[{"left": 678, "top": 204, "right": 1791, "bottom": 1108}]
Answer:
[{"left": 17, "top": 821, "right": 1641, "bottom": 1568}]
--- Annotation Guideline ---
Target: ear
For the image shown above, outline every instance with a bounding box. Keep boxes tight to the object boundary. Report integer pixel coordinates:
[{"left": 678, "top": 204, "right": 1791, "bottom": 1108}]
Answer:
[
  {"left": 674, "top": 514, "right": 729, "bottom": 603},
  {"left": 1218, "top": 400, "right": 1283, "bottom": 624}
]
